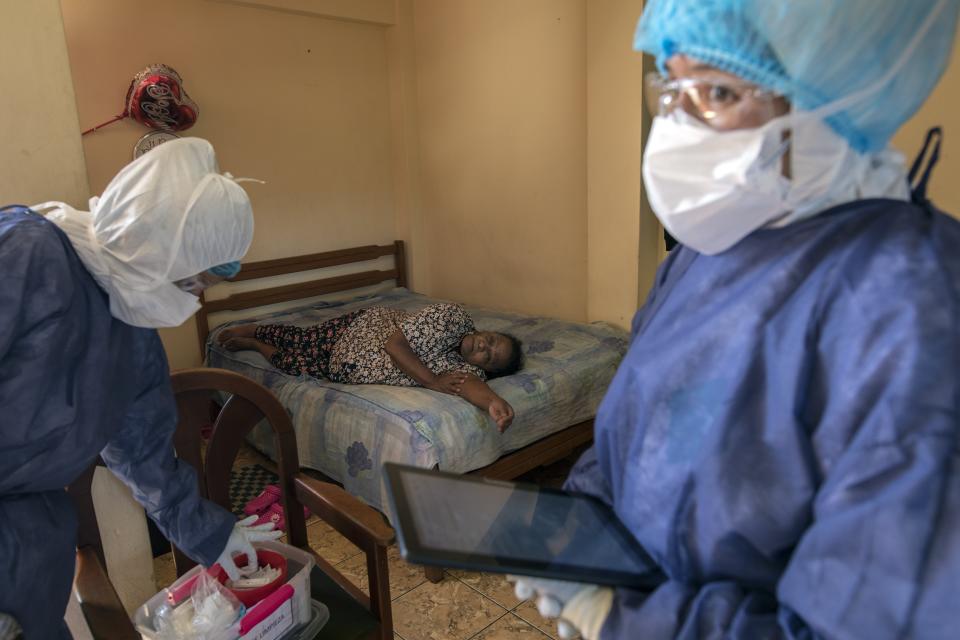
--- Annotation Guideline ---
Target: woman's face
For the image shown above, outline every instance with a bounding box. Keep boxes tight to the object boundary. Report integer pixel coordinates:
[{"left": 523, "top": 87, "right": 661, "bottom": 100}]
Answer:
[
  {"left": 658, "top": 55, "right": 791, "bottom": 131},
  {"left": 460, "top": 332, "right": 513, "bottom": 373}
]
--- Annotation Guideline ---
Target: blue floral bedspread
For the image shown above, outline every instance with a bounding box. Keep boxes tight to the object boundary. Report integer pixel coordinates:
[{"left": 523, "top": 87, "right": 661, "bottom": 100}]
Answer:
[{"left": 206, "top": 288, "right": 627, "bottom": 511}]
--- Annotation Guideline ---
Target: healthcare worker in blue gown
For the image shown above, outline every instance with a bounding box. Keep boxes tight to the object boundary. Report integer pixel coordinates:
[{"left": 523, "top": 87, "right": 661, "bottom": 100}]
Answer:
[
  {"left": 512, "top": 0, "right": 960, "bottom": 638},
  {"left": 0, "top": 138, "right": 281, "bottom": 639}
]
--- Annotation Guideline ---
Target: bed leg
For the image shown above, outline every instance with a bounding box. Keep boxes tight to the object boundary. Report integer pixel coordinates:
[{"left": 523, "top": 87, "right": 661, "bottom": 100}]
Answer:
[{"left": 424, "top": 566, "right": 444, "bottom": 583}]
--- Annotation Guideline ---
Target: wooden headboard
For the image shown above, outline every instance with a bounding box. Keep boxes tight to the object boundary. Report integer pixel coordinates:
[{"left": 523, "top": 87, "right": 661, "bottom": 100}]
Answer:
[{"left": 195, "top": 240, "right": 407, "bottom": 357}]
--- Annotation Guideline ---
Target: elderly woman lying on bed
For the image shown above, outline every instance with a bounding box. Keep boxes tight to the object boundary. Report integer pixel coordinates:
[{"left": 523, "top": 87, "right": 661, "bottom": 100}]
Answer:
[{"left": 219, "top": 303, "right": 524, "bottom": 431}]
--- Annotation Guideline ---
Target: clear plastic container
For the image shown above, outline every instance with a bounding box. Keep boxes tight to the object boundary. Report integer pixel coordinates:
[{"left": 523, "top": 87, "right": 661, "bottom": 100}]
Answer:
[
  {"left": 135, "top": 541, "right": 318, "bottom": 640},
  {"left": 291, "top": 601, "right": 330, "bottom": 639}
]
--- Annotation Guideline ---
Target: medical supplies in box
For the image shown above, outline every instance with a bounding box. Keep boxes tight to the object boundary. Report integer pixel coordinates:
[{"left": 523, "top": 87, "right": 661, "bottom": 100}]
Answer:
[{"left": 134, "top": 541, "right": 327, "bottom": 640}]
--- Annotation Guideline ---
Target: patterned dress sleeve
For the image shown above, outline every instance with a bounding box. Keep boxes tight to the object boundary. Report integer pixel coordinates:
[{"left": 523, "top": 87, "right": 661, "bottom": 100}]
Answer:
[
  {"left": 432, "top": 352, "right": 487, "bottom": 380},
  {"left": 400, "top": 303, "right": 475, "bottom": 360}
]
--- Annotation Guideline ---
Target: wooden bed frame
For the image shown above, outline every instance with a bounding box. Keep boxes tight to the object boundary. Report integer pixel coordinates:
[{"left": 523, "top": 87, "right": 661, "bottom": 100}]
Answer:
[{"left": 196, "top": 241, "right": 594, "bottom": 577}]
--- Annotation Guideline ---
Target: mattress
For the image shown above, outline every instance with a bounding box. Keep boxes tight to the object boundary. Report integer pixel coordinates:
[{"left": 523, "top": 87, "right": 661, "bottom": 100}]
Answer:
[{"left": 206, "top": 288, "right": 627, "bottom": 511}]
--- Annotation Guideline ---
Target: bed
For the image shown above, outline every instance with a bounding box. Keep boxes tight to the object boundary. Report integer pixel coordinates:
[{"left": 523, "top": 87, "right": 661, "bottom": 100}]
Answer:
[{"left": 198, "top": 242, "right": 628, "bottom": 514}]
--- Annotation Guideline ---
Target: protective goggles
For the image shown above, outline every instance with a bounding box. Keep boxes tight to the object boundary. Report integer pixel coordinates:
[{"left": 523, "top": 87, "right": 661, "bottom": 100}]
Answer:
[
  {"left": 644, "top": 72, "right": 783, "bottom": 130},
  {"left": 173, "top": 270, "right": 226, "bottom": 296}
]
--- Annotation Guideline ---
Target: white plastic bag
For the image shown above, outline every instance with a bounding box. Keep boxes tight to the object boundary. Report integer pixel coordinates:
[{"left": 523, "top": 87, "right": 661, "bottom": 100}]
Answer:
[{"left": 154, "top": 571, "right": 244, "bottom": 640}]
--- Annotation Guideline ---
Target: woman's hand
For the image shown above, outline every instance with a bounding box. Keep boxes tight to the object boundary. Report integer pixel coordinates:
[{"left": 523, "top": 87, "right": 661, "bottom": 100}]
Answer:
[
  {"left": 488, "top": 396, "right": 515, "bottom": 432},
  {"left": 456, "top": 375, "right": 515, "bottom": 432},
  {"left": 429, "top": 371, "right": 467, "bottom": 395}
]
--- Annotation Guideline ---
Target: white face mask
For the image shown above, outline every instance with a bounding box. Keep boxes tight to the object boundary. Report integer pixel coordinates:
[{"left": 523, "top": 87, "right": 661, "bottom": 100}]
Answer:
[
  {"left": 643, "top": 113, "right": 789, "bottom": 255},
  {"left": 642, "top": 111, "right": 909, "bottom": 255}
]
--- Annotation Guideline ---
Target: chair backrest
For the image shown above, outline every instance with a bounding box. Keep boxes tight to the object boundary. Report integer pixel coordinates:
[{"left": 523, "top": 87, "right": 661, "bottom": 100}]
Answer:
[
  {"left": 67, "top": 461, "right": 107, "bottom": 568},
  {"left": 68, "top": 368, "right": 310, "bottom": 576},
  {"left": 169, "top": 367, "right": 309, "bottom": 575}
]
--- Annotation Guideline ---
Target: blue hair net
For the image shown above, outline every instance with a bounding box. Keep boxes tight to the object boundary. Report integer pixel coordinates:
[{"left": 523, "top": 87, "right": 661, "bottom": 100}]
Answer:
[
  {"left": 209, "top": 261, "right": 240, "bottom": 278},
  {"left": 635, "top": 0, "right": 959, "bottom": 153}
]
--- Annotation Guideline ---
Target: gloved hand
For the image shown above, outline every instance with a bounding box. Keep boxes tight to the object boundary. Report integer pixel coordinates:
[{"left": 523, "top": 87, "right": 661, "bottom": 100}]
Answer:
[
  {"left": 510, "top": 576, "right": 614, "bottom": 640},
  {"left": 0, "top": 612, "right": 22, "bottom": 640},
  {"left": 214, "top": 515, "right": 283, "bottom": 582}
]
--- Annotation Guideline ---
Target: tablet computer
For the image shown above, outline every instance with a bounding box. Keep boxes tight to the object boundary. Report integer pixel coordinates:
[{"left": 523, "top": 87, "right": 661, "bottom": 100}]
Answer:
[{"left": 383, "top": 463, "right": 665, "bottom": 589}]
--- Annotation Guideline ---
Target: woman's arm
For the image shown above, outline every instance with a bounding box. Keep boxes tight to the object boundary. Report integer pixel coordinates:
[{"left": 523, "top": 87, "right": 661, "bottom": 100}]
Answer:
[
  {"left": 385, "top": 329, "right": 464, "bottom": 393},
  {"left": 386, "top": 329, "right": 514, "bottom": 430},
  {"left": 459, "top": 375, "right": 515, "bottom": 432}
]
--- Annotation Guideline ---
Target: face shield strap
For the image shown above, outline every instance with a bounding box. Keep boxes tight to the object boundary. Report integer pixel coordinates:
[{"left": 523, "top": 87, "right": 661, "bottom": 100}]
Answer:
[{"left": 222, "top": 172, "right": 266, "bottom": 185}]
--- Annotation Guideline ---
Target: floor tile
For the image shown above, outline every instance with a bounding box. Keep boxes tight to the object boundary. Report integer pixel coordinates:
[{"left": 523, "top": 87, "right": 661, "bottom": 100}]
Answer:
[
  {"left": 512, "top": 601, "right": 559, "bottom": 640},
  {"left": 153, "top": 552, "right": 177, "bottom": 592},
  {"left": 393, "top": 578, "right": 509, "bottom": 640},
  {"left": 306, "top": 519, "right": 363, "bottom": 566},
  {"left": 234, "top": 444, "right": 273, "bottom": 470},
  {"left": 447, "top": 570, "right": 521, "bottom": 610},
  {"left": 469, "top": 613, "right": 553, "bottom": 640},
  {"left": 336, "top": 544, "right": 427, "bottom": 600}
]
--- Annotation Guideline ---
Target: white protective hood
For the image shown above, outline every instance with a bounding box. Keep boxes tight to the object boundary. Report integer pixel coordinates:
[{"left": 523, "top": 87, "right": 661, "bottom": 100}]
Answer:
[{"left": 36, "top": 138, "right": 254, "bottom": 328}]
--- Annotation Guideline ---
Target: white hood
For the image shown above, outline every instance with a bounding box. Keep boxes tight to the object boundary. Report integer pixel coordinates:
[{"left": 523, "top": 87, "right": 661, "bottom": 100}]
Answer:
[{"left": 35, "top": 137, "right": 254, "bottom": 328}]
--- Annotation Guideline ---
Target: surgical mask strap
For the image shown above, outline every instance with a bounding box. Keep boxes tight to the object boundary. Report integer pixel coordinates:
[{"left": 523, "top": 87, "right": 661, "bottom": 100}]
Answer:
[{"left": 908, "top": 126, "right": 943, "bottom": 204}]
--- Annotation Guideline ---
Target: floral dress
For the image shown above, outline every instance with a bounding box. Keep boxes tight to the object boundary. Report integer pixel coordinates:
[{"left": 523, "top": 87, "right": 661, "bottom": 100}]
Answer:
[{"left": 255, "top": 303, "right": 486, "bottom": 385}]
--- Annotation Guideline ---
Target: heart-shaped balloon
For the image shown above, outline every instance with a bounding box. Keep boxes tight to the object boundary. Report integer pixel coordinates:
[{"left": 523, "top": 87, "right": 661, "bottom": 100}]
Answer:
[
  {"left": 82, "top": 64, "right": 199, "bottom": 135},
  {"left": 125, "top": 64, "right": 199, "bottom": 131}
]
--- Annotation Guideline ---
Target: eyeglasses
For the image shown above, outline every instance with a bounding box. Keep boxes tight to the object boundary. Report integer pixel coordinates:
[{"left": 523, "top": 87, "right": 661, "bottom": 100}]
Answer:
[{"left": 644, "top": 72, "right": 783, "bottom": 130}]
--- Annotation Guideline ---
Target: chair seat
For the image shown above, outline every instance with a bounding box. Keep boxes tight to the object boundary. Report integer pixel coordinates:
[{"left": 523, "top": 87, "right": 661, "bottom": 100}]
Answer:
[{"left": 309, "top": 566, "right": 381, "bottom": 640}]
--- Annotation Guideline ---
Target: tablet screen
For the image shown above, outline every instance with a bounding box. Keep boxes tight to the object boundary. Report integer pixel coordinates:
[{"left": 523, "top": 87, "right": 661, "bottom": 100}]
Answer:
[{"left": 384, "top": 464, "right": 664, "bottom": 588}]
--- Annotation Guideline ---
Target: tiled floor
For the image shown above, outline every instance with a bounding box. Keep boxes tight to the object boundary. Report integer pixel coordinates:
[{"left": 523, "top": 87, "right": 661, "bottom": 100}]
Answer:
[{"left": 154, "top": 445, "right": 585, "bottom": 639}]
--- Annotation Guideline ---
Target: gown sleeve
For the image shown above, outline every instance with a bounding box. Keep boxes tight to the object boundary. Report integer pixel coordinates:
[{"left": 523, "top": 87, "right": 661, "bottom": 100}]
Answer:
[
  {"left": 431, "top": 351, "right": 487, "bottom": 380},
  {"left": 565, "top": 249, "right": 687, "bottom": 506},
  {"left": 99, "top": 332, "right": 236, "bottom": 566},
  {"left": 598, "top": 219, "right": 960, "bottom": 639}
]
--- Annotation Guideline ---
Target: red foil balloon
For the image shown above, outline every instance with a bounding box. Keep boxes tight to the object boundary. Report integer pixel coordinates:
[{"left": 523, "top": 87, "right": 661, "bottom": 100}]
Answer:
[
  {"left": 125, "top": 64, "right": 199, "bottom": 131},
  {"left": 82, "top": 64, "right": 199, "bottom": 135}
]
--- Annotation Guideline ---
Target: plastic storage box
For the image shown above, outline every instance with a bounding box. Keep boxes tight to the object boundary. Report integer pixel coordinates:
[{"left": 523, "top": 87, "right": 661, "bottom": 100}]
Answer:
[{"left": 134, "top": 541, "right": 325, "bottom": 640}]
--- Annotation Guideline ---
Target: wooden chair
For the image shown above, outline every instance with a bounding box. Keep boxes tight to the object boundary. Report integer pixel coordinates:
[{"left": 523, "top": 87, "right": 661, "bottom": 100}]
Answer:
[{"left": 69, "top": 367, "right": 395, "bottom": 639}]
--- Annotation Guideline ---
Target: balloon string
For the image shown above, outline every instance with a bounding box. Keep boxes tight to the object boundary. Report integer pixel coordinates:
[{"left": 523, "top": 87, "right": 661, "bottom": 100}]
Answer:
[{"left": 81, "top": 111, "right": 128, "bottom": 136}]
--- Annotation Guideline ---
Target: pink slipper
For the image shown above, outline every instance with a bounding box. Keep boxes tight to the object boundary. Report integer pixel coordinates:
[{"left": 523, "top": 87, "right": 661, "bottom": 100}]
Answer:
[
  {"left": 253, "top": 502, "right": 312, "bottom": 532},
  {"left": 243, "top": 484, "right": 281, "bottom": 516},
  {"left": 254, "top": 505, "right": 286, "bottom": 532}
]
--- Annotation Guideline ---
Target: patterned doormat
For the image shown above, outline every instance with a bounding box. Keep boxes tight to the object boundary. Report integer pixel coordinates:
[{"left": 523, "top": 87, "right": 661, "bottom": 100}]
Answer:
[{"left": 229, "top": 464, "right": 280, "bottom": 517}]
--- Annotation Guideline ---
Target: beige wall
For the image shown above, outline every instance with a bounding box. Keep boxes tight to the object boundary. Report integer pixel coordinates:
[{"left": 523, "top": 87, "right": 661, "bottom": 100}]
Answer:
[
  {"left": 62, "top": 0, "right": 399, "bottom": 369},
  {"left": 893, "top": 42, "right": 960, "bottom": 216},
  {"left": 407, "top": 0, "right": 590, "bottom": 322},
  {"left": 0, "top": 1, "right": 89, "bottom": 208},
  {"left": 387, "top": 0, "right": 433, "bottom": 293},
  {"left": 586, "top": 2, "right": 656, "bottom": 328}
]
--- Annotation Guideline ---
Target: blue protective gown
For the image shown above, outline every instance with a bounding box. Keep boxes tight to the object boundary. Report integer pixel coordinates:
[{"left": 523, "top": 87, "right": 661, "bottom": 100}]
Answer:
[
  {"left": 0, "top": 207, "right": 235, "bottom": 638},
  {"left": 566, "top": 198, "right": 960, "bottom": 639}
]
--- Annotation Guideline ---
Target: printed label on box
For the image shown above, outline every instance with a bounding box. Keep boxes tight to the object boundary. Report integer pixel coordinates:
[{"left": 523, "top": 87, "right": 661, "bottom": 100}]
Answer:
[{"left": 243, "top": 598, "right": 294, "bottom": 640}]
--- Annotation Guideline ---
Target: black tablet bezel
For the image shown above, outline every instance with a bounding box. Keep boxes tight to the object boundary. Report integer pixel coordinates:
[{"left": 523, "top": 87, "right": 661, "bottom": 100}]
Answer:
[{"left": 383, "top": 462, "right": 664, "bottom": 589}]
